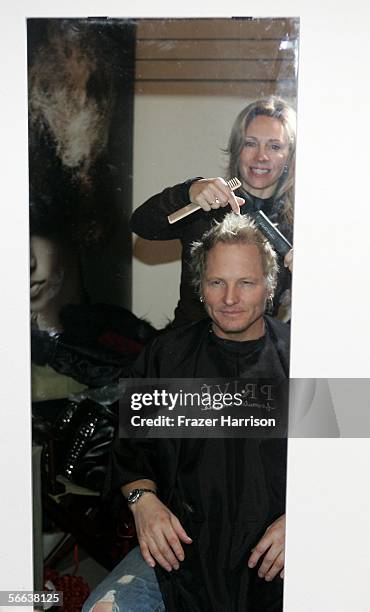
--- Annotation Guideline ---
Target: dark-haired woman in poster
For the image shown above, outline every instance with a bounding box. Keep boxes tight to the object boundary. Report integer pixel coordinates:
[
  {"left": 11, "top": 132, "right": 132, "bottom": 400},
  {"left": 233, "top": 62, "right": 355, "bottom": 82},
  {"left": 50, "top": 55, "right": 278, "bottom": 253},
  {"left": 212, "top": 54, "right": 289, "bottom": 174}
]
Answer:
[{"left": 30, "top": 183, "right": 157, "bottom": 492}]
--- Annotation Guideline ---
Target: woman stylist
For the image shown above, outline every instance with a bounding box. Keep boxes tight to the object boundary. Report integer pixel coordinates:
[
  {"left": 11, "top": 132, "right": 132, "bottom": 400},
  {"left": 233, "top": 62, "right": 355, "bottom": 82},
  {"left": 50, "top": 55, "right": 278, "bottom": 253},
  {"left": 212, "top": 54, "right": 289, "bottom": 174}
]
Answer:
[{"left": 131, "top": 96, "right": 296, "bottom": 326}]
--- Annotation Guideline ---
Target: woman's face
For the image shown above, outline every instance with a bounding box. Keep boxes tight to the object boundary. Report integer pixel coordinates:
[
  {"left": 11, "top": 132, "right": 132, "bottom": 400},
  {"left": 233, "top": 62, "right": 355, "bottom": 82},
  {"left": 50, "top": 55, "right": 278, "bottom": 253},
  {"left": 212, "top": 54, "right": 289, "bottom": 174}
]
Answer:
[
  {"left": 30, "top": 235, "right": 65, "bottom": 313},
  {"left": 238, "top": 115, "right": 290, "bottom": 198}
]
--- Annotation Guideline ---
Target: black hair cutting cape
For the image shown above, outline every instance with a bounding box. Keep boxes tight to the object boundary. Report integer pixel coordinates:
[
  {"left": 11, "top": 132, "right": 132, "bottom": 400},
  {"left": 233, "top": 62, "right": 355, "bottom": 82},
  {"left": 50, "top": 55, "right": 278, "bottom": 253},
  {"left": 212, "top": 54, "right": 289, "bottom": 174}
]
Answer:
[{"left": 111, "top": 316, "right": 290, "bottom": 612}]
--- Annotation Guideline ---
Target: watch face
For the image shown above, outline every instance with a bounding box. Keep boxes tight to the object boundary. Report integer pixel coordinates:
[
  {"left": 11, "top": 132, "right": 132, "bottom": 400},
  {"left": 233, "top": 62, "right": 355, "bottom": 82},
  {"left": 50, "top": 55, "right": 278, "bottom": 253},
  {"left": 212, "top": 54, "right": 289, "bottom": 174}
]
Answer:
[
  {"left": 127, "top": 489, "right": 140, "bottom": 504},
  {"left": 127, "top": 488, "right": 155, "bottom": 504}
]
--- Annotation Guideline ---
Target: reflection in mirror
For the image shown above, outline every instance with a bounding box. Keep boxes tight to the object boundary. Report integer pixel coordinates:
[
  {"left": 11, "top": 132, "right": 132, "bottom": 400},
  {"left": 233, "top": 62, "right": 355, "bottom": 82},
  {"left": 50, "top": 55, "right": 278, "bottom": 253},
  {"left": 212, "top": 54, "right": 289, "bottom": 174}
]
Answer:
[
  {"left": 28, "top": 18, "right": 158, "bottom": 592},
  {"left": 27, "top": 16, "right": 299, "bottom": 604},
  {"left": 132, "top": 18, "right": 298, "bottom": 327}
]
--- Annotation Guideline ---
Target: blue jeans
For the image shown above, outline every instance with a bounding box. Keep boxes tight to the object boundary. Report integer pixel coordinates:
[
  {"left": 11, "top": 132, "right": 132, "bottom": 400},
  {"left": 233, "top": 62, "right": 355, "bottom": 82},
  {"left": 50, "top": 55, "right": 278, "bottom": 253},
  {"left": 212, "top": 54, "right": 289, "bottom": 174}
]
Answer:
[{"left": 82, "top": 546, "right": 165, "bottom": 612}]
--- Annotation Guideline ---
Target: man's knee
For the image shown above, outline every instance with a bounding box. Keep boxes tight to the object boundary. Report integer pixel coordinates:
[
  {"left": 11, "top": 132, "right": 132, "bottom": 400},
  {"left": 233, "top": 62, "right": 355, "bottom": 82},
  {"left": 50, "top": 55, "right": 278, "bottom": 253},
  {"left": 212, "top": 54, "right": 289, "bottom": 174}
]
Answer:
[
  {"left": 84, "top": 591, "right": 116, "bottom": 612},
  {"left": 89, "top": 604, "right": 114, "bottom": 612}
]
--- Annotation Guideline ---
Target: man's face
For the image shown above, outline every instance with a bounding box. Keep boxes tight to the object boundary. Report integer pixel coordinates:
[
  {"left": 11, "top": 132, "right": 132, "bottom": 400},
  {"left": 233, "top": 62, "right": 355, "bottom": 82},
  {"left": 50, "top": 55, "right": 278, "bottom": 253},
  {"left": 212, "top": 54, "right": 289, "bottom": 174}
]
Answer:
[{"left": 201, "top": 241, "right": 269, "bottom": 341}]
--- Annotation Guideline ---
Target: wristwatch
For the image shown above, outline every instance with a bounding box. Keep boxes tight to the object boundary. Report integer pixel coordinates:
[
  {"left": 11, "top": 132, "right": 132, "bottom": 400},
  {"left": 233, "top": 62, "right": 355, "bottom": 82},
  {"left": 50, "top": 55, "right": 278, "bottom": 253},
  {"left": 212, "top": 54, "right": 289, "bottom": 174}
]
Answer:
[{"left": 126, "top": 488, "right": 157, "bottom": 505}]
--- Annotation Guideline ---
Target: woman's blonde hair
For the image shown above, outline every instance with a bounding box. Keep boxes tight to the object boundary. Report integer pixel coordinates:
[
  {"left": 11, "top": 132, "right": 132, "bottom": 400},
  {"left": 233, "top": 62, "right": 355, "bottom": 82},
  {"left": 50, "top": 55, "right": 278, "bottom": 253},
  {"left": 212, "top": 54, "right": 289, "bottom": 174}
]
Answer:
[{"left": 226, "top": 96, "right": 296, "bottom": 224}]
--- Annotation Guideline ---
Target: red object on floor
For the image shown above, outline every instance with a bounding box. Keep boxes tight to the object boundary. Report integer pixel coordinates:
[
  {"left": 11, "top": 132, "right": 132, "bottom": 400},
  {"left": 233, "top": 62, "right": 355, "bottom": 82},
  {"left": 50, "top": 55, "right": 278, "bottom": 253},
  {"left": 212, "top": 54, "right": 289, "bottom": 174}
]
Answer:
[{"left": 44, "top": 546, "right": 90, "bottom": 611}]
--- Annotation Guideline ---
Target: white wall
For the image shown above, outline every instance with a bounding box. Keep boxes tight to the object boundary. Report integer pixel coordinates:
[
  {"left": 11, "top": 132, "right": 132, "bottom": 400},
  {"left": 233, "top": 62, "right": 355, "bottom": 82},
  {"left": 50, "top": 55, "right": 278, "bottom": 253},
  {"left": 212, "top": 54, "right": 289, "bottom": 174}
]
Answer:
[{"left": 1, "top": 2, "right": 369, "bottom": 611}]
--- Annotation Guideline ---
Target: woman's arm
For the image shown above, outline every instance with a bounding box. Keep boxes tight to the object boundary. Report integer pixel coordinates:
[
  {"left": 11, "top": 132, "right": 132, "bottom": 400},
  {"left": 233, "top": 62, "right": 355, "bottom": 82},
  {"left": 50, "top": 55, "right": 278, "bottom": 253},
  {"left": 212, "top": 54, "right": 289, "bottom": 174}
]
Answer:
[
  {"left": 130, "top": 177, "right": 244, "bottom": 240},
  {"left": 131, "top": 178, "right": 202, "bottom": 240}
]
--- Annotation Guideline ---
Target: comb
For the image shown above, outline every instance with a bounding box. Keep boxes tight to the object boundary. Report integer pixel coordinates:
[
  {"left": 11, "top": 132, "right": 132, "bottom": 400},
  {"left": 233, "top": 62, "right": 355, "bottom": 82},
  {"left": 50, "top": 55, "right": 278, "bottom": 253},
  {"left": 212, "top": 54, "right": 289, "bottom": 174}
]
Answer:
[{"left": 168, "top": 177, "right": 242, "bottom": 224}]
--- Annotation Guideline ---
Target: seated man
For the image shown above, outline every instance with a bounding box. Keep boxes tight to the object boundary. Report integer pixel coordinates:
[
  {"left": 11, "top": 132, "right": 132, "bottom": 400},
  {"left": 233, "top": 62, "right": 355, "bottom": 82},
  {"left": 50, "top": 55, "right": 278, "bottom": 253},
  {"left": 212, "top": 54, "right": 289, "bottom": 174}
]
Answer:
[{"left": 83, "top": 213, "right": 289, "bottom": 612}]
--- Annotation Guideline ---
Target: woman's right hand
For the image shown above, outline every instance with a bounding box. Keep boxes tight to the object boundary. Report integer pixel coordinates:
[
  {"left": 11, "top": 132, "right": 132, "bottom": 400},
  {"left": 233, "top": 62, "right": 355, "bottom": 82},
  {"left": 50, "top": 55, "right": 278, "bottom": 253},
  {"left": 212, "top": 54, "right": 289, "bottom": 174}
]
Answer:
[
  {"left": 131, "top": 494, "right": 193, "bottom": 572},
  {"left": 189, "top": 177, "right": 245, "bottom": 214}
]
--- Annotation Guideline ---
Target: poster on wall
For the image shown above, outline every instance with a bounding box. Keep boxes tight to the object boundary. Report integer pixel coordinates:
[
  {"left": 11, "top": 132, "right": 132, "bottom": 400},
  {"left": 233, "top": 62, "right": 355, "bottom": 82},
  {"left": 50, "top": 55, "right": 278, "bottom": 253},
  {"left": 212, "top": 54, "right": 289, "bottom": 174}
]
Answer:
[{"left": 28, "top": 16, "right": 299, "bottom": 610}]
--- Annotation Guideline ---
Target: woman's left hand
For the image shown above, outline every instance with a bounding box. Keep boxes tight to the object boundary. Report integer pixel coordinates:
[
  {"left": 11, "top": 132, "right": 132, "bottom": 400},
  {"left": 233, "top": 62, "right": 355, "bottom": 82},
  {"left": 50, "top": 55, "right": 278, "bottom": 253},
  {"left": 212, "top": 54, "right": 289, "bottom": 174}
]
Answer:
[
  {"left": 284, "top": 249, "right": 293, "bottom": 273},
  {"left": 247, "top": 514, "right": 285, "bottom": 580}
]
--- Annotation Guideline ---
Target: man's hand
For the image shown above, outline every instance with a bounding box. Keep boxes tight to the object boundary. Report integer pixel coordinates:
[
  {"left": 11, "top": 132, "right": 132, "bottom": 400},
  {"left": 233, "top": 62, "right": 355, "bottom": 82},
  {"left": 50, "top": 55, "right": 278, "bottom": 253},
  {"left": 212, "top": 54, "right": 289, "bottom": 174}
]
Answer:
[
  {"left": 131, "top": 493, "right": 192, "bottom": 572},
  {"left": 247, "top": 514, "right": 285, "bottom": 581},
  {"left": 189, "top": 177, "right": 245, "bottom": 214}
]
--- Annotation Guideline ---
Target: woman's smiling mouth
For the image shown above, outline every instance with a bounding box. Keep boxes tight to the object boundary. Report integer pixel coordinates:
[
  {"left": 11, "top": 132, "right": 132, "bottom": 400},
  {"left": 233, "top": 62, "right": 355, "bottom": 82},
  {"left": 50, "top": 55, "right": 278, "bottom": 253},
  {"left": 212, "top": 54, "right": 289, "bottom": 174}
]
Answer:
[{"left": 250, "top": 167, "right": 271, "bottom": 175}]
